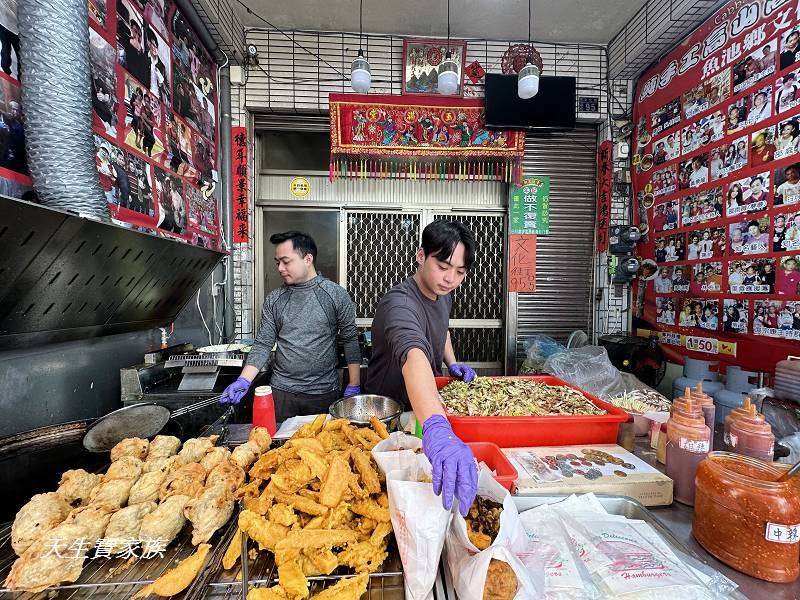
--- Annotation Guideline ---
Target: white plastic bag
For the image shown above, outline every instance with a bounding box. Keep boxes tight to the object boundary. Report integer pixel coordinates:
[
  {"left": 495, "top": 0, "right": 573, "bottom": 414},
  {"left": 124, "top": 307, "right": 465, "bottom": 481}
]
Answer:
[
  {"left": 444, "top": 466, "right": 543, "bottom": 600},
  {"left": 372, "top": 432, "right": 424, "bottom": 475},
  {"left": 386, "top": 457, "right": 451, "bottom": 600}
]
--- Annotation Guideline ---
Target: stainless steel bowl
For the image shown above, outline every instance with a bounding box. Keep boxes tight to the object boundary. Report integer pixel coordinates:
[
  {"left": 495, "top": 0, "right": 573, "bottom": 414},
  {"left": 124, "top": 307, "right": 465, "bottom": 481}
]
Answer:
[{"left": 329, "top": 394, "right": 403, "bottom": 431}]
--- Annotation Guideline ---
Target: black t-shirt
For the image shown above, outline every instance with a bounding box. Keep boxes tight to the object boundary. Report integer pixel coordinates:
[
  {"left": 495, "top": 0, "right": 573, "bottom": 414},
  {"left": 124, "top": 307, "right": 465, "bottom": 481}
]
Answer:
[
  {"left": 781, "top": 49, "right": 799, "bottom": 71},
  {"left": 365, "top": 276, "right": 452, "bottom": 409}
]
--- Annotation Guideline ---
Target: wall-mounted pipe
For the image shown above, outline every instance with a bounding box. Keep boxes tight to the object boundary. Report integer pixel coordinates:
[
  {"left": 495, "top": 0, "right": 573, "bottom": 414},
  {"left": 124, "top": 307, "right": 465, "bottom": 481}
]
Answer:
[{"left": 17, "top": 0, "right": 110, "bottom": 221}]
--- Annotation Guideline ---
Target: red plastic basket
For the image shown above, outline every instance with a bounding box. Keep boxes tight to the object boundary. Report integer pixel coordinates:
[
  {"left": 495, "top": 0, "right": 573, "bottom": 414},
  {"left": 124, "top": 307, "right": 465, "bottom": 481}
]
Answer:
[
  {"left": 436, "top": 375, "right": 629, "bottom": 448},
  {"left": 467, "top": 442, "right": 517, "bottom": 491}
]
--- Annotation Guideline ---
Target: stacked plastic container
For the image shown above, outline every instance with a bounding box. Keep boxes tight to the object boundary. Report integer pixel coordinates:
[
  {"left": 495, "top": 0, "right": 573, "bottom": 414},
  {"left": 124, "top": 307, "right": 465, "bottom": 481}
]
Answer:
[
  {"left": 724, "top": 398, "right": 775, "bottom": 461},
  {"left": 713, "top": 365, "right": 758, "bottom": 426},
  {"left": 774, "top": 357, "right": 800, "bottom": 403},
  {"left": 666, "top": 387, "right": 712, "bottom": 506},
  {"left": 690, "top": 382, "right": 716, "bottom": 451},
  {"left": 672, "top": 358, "right": 723, "bottom": 401}
]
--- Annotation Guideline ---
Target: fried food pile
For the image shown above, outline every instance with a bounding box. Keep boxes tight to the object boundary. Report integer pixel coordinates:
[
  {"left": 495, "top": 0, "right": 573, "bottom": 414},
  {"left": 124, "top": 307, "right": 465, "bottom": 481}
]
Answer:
[
  {"left": 5, "top": 427, "right": 272, "bottom": 593},
  {"left": 483, "top": 559, "right": 518, "bottom": 600},
  {"left": 465, "top": 496, "right": 503, "bottom": 551},
  {"left": 231, "top": 415, "right": 393, "bottom": 600}
]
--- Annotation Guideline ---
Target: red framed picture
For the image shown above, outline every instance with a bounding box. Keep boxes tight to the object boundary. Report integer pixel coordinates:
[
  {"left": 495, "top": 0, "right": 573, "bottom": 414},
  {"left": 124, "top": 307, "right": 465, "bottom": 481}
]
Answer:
[{"left": 402, "top": 38, "right": 467, "bottom": 97}]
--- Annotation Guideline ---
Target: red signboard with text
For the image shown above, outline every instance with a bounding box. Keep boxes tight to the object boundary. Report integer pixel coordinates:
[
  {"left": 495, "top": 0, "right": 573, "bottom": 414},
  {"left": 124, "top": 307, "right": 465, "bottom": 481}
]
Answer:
[
  {"left": 632, "top": 0, "right": 800, "bottom": 371},
  {"left": 597, "top": 140, "right": 613, "bottom": 252},
  {"left": 508, "top": 234, "right": 537, "bottom": 292},
  {"left": 232, "top": 126, "right": 249, "bottom": 244}
]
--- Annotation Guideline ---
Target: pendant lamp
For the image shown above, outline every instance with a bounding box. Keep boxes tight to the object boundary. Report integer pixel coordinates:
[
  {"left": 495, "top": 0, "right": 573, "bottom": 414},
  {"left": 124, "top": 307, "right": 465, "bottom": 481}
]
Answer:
[
  {"left": 351, "top": 0, "right": 371, "bottom": 93},
  {"left": 518, "top": 0, "right": 543, "bottom": 99},
  {"left": 438, "top": 0, "right": 458, "bottom": 95}
]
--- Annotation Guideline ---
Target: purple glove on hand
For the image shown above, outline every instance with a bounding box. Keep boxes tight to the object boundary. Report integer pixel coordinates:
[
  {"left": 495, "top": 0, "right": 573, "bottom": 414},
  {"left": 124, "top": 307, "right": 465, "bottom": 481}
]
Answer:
[
  {"left": 220, "top": 376, "right": 251, "bottom": 405},
  {"left": 448, "top": 363, "right": 476, "bottom": 383},
  {"left": 344, "top": 384, "right": 361, "bottom": 397},
  {"left": 422, "top": 415, "right": 478, "bottom": 516}
]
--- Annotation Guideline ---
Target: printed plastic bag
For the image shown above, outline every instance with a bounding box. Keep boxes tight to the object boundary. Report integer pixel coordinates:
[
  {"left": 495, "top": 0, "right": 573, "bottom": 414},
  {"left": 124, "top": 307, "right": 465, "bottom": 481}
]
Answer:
[
  {"left": 444, "top": 466, "right": 543, "bottom": 600},
  {"left": 544, "top": 346, "right": 624, "bottom": 400},
  {"left": 520, "top": 335, "right": 566, "bottom": 375},
  {"left": 386, "top": 457, "right": 451, "bottom": 600},
  {"left": 372, "top": 431, "right": 424, "bottom": 475}
]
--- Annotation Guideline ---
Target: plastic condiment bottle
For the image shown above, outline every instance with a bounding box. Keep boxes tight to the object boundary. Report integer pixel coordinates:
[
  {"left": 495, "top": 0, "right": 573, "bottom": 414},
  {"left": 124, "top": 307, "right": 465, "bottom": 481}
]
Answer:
[
  {"left": 724, "top": 397, "right": 758, "bottom": 450},
  {"left": 729, "top": 403, "right": 774, "bottom": 461},
  {"left": 666, "top": 392, "right": 711, "bottom": 506},
  {"left": 691, "top": 382, "right": 716, "bottom": 450},
  {"left": 253, "top": 385, "right": 277, "bottom": 434}
]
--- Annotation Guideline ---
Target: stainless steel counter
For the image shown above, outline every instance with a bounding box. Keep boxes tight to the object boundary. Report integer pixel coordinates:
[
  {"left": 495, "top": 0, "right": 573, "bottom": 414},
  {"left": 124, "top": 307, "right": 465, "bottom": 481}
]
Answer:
[{"left": 633, "top": 440, "right": 800, "bottom": 599}]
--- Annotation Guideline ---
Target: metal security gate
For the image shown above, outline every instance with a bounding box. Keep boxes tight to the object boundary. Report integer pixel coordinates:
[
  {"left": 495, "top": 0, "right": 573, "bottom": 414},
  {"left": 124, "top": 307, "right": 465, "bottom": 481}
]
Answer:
[{"left": 509, "top": 125, "right": 598, "bottom": 370}]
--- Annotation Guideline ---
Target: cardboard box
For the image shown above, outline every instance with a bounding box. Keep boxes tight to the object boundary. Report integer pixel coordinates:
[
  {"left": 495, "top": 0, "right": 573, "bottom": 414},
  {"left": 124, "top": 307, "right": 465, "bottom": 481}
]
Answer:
[{"left": 505, "top": 444, "right": 673, "bottom": 507}]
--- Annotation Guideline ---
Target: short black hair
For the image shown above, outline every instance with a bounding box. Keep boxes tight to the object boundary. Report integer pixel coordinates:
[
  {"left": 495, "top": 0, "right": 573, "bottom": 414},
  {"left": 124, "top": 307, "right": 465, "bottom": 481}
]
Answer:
[
  {"left": 270, "top": 230, "right": 318, "bottom": 262},
  {"left": 421, "top": 220, "right": 475, "bottom": 270}
]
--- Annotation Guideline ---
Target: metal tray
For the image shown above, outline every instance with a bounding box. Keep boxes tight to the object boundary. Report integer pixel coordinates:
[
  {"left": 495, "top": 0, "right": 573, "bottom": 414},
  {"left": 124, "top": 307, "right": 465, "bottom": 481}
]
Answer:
[{"left": 438, "top": 494, "right": 747, "bottom": 600}]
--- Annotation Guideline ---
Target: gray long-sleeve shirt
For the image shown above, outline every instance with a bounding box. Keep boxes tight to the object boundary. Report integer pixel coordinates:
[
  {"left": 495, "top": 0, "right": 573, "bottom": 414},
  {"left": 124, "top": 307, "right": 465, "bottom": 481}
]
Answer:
[{"left": 245, "top": 275, "right": 361, "bottom": 395}]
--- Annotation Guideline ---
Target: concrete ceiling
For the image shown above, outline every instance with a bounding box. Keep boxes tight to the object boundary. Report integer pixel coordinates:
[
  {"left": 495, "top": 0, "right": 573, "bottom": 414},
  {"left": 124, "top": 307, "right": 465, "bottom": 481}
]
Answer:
[{"left": 236, "top": 0, "right": 648, "bottom": 45}]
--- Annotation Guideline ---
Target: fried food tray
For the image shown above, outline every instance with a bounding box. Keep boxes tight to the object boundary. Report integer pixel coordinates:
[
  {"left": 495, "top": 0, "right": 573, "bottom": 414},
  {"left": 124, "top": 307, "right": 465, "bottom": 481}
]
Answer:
[{"left": 437, "top": 494, "right": 748, "bottom": 600}]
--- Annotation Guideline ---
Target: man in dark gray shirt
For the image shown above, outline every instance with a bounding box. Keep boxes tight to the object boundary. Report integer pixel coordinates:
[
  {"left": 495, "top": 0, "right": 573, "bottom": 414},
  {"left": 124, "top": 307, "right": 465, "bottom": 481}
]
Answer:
[
  {"left": 365, "top": 220, "right": 478, "bottom": 517},
  {"left": 221, "top": 231, "right": 361, "bottom": 421}
]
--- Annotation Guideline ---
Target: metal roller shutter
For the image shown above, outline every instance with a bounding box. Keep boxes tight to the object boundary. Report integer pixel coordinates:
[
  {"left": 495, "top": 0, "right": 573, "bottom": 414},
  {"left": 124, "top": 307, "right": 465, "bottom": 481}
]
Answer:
[{"left": 513, "top": 125, "right": 598, "bottom": 361}]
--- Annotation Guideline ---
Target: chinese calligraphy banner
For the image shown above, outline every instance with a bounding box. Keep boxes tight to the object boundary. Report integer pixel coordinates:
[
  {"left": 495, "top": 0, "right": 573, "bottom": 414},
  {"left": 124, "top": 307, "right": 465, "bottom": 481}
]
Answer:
[
  {"left": 508, "top": 234, "right": 537, "bottom": 292},
  {"left": 597, "top": 140, "right": 613, "bottom": 252},
  {"left": 328, "top": 93, "right": 526, "bottom": 183},
  {"left": 232, "top": 126, "right": 249, "bottom": 244},
  {"left": 510, "top": 177, "right": 550, "bottom": 235},
  {"left": 632, "top": 0, "right": 800, "bottom": 371}
]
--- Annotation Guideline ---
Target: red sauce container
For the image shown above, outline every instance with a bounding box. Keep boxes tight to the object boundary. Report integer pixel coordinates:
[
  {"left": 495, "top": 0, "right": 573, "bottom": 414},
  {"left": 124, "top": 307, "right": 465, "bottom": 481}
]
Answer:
[
  {"left": 729, "top": 403, "right": 774, "bottom": 461},
  {"left": 666, "top": 396, "right": 710, "bottom": 506},
  {"left": 694, "top": 453, "right": 800, "bottom": 583},
  {"left": 253, "top": 385, "right": 277, "bottom": 434},
  {"left": 691, "top": 382, "right": 716, "bottom": 450},
  {"left": 724, "top": 397, "right": 758, "bottom": 450}
]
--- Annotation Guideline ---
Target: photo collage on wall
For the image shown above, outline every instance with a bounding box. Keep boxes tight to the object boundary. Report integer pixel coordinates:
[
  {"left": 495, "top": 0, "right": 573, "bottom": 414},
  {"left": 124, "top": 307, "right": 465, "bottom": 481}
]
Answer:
[
  {"left": 632, "top": 0, "right": 800, "bottom": 369},
  {"left": 89, "top": 0, "right": 219, "bottom": 247}
]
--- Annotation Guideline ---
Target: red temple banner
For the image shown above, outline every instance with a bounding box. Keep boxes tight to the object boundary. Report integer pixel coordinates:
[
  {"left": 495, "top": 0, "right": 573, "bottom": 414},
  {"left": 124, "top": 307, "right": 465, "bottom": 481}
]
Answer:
[
  {"left": 329, "top": 93, "right": 525, "bottom": 183},
  {"left": 232, "top": 126, "right": 248, "bottom": 244},
  {"left": 597, "top": 140, "right": 613, "bottom": 252}
]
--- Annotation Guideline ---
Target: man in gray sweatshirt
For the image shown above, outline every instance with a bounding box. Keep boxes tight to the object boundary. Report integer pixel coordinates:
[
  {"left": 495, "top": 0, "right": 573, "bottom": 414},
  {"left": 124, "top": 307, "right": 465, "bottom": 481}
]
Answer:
[{"left": 220, "top": 231, "right": 362, "bottom": 421}]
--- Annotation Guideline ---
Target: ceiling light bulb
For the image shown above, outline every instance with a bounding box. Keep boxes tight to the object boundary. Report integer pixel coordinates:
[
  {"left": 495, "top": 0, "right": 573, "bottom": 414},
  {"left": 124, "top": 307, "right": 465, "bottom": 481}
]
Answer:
[
  {"left": 518, "top": 63, "right": 540, "bottom": 99},
  {"left": 438, "top": 52, "right": 459, "bottom": 95},
  {"left": 351, "top": 50, "right": 371, "bottom": 93}
]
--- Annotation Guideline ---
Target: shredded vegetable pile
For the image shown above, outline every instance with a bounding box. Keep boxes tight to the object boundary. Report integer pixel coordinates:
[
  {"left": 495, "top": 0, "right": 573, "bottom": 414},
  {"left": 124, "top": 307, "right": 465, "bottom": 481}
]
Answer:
[
  {"left": 607, "top": 389, "right": 671, "bottom": 414},
  {"left": 440, "top": 378, "right": 606, "bottom": 417}
]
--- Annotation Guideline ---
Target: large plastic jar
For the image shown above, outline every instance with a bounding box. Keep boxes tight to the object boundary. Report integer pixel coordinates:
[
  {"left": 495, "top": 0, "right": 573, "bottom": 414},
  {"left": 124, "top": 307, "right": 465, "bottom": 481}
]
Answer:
[{"left": 694, "top": 453, "right": 800, "bottom": 583}]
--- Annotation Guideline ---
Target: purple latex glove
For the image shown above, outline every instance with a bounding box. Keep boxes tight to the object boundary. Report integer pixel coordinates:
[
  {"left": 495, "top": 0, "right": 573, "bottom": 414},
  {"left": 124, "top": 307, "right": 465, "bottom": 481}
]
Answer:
[
  {"left": 422, "top": 414, "right": 478, "bottom": 516},
  {"left": 344, "top": 384, "right": 361, "bottom": 397},
  {"left": 448, "top": 363, "right": 476, "bottom": 383},
  {"left": 220, "top": 376, "right": 251, "bottom": 405}
]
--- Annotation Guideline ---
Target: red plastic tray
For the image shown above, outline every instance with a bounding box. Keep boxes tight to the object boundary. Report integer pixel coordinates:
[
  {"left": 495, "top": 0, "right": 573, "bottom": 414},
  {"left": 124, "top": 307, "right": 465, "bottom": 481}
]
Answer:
[
  {"left": 436, "top": 375, "right": 629, "bottom": 448},
  {"left": 467, "top": 442, "right": 517, "bottom": 491}
]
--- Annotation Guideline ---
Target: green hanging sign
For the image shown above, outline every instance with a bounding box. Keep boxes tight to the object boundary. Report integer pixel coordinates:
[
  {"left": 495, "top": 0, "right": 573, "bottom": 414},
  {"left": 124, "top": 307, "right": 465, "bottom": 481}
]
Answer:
[{"left": 509, "top": 176, "right": 550, "bottom": 235}]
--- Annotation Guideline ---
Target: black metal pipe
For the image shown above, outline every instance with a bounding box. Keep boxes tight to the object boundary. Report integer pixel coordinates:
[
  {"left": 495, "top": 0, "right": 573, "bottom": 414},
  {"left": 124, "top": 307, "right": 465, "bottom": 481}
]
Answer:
[{"left": 219, "top": 66, "right": 235, "bottom": 342}]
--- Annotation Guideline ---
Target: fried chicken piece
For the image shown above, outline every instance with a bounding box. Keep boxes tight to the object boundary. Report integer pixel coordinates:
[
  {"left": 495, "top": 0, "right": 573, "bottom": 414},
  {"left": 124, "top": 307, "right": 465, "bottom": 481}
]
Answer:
[
  {"left": 351, "top": 497, "right": 390, "bottom": 523},
  {"left": 296, "top": 448, "right": 329, "bottom": 480},
  {"left": 370, "top": 521, "right": 392, "bottom": 547},
  {"left": 248, "top": 586, "right": 289, "bottom": 600},
  {"left": 350, "top": 449, "right": 381, "bottom": 494},
  {"left": 347, "top": 475, "right": 369, "bottom": 500},
  {"left": 337, "top": 540, "right": 388, "bottom": 573},
  {"left": 223, "top": 527, "right": 243, "bottom": 570},
  {"left": 279, "top": 560, "right": 309, "bottom": 599},
  {"left": 287, "top": 437, "right": 326, "bottom": 454},
  {"left": 272, "top": 459, "right": 314, "bottom": 494},
  {"left": 269, "top": 503, "right": 300, "bottom": 528},
  {"left": 207, "top": 460, "right": 246, "bottom": 493},
  {"left": 64, "top": 504, "right": 115, "bottom": 543},
  {"left": 11, "top": 492, "right": 72, "bottom": 556},
  {"left": 249, "top": 426, "right": 273, "bottom": 452},
  {"left": 274, "top": 529, "right": 357, "bottom": 554},
  {"left": 293, "top": 414, "right": 327, "bottom": 439},
  {"left": 235, "top": 478, "right": 263, "bottom": 502},
  {"left": 88, "top": 478, "right": 134, "bottom": 509},
  {"left": 369, "top": 416, "right": 390, "bottom": 440},
  {"left": 56, "top": 469, "right": 101, "bottom": 507},
  {"left": 483, "top": 559, "right": 518, "bottom": 600},
  {"left": 159, "top": 462, "right": 206, "bottom": 501},
  {"left": 321, "top": 502, "right": 353, "bottom": 530},
  {"left": 355, "top": 428, "right": 382, "bottom": 449},
  {"left": 200, "top": 446, "right": 232, "bottom": 471},
  {"left": 274, "top": 492, "right": 329, "bottom": 516},
  {"left": 184, "top": 484, "right": 235, "bottom": 545},
  {"left": 239, "top": 509, "right": 290, "bottom": 552},
  {"left": 320, "top": 455, "right": 351, "bottom": 508},
  {"left": 4, "top": 523, "right": 89, "bottom": 592},
  {"left": 322, "top": 419, "right": 349, "bottom": 432},
  {"left": 139, "top": 494, "right": 191, "bottom": 545},
  {"left": 132, "top": 543, "right": 210, "bottom": 599},
  {"left": 104, "top": 502, "right": 157, "bottom": 554},
  {"left": 105, "top": 455, "right": 144, "bottom": 481},
  {"left": 304, "top": 548, "right": 339, "bottom": 575},
  {"left": 251, "top": 446, "right": 296, "bottom": 479},
  {"left": 147, "top": 435, "right": 181, "bottom": 459},
  {"left": 317, "top": 431, "right": 350, "bottom": 453},
  {"left": 177, "top": 435, "right": 219, "bottom": 464},
  {"left": 110, "top": 437, "right": 149, "bottom": 462},
  {"left": 309, "top": 573, "right": 369, "bottom": 600},
  {"left": 467, "top": 529, "right": 492, "bottom": 550},
  {"left": 232, "top": 441, "right": 262, "bottom": 470},
  {"left": 129, "top": 470, "right": 167, "bottom": 504}
]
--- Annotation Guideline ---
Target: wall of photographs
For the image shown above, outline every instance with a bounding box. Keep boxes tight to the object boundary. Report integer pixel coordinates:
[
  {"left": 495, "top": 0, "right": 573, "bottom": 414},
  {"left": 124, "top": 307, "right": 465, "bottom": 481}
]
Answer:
[
  {"left": 0, "top": 0, "right": 220, "bottom": 249},
  {"left": 633, "top": 0, "right": 800, "bottom": 371}
]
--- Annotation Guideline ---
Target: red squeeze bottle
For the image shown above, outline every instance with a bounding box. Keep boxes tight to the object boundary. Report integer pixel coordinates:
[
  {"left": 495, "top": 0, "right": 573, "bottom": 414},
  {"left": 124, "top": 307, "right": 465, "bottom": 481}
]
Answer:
[{"left": 253, "top": 385, "right": 277, "bottom": 435}]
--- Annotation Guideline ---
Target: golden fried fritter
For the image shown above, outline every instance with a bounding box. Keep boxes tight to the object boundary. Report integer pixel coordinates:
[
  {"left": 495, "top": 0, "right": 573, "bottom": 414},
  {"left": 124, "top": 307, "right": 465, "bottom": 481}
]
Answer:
[
  {"left": 185, "top": 484, "right": 235, "bottom": 545},
  {"left": 110, "top": 437, "right": 149, "bottom": 462},
  {"left": 232, "top": 441, "right": 262, "bottom": 470},
  {"left": 200, "top": 446, "right": 232, "bottom": 471},
  {"left": 249, "top": 426, "right": 273, "bottom": 452},
  {"left": 147, "top": 435, "right": 181, "bottom": 459},
  {"left": 319, "top": 456, "right": 351, "bottom": 508},
  {"left": 105, "top": 455, "right": 144, "bottom": 481},
  {"left": 56, "top": 470, "right": 101, "bottom": 507},
  {"left": 239, "top": 509, "right": 290, "bottom": 552},
  {"left": 309, "top": 574, "right": 368, "bottom": 600},
  {"left": 11, "top": 492, "right": 71, "bottom": 556},
  {"left": 350, "top": 449, "right": 381, "bottom": 494},
  {"left": 278, "top": 560, "right": 308, "bottom": 599}
]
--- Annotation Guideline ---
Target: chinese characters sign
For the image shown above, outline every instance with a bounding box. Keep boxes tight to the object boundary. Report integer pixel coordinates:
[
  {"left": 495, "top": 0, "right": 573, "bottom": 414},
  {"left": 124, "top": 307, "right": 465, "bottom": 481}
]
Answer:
[
  {"left": 508, "top": 234, "right": 537, "bottom": 292},
  {"left": 597, "top": 140, "right": 613, "bottom": 252},
  {"left": 510, "top": 176, "right": 550, "bottom": 235},
  {"left": 632, "top": 0, "right": 800, "bottom": 371},
  {"left": 232, "top": 126, "right": 249, "bottom": 244}
]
